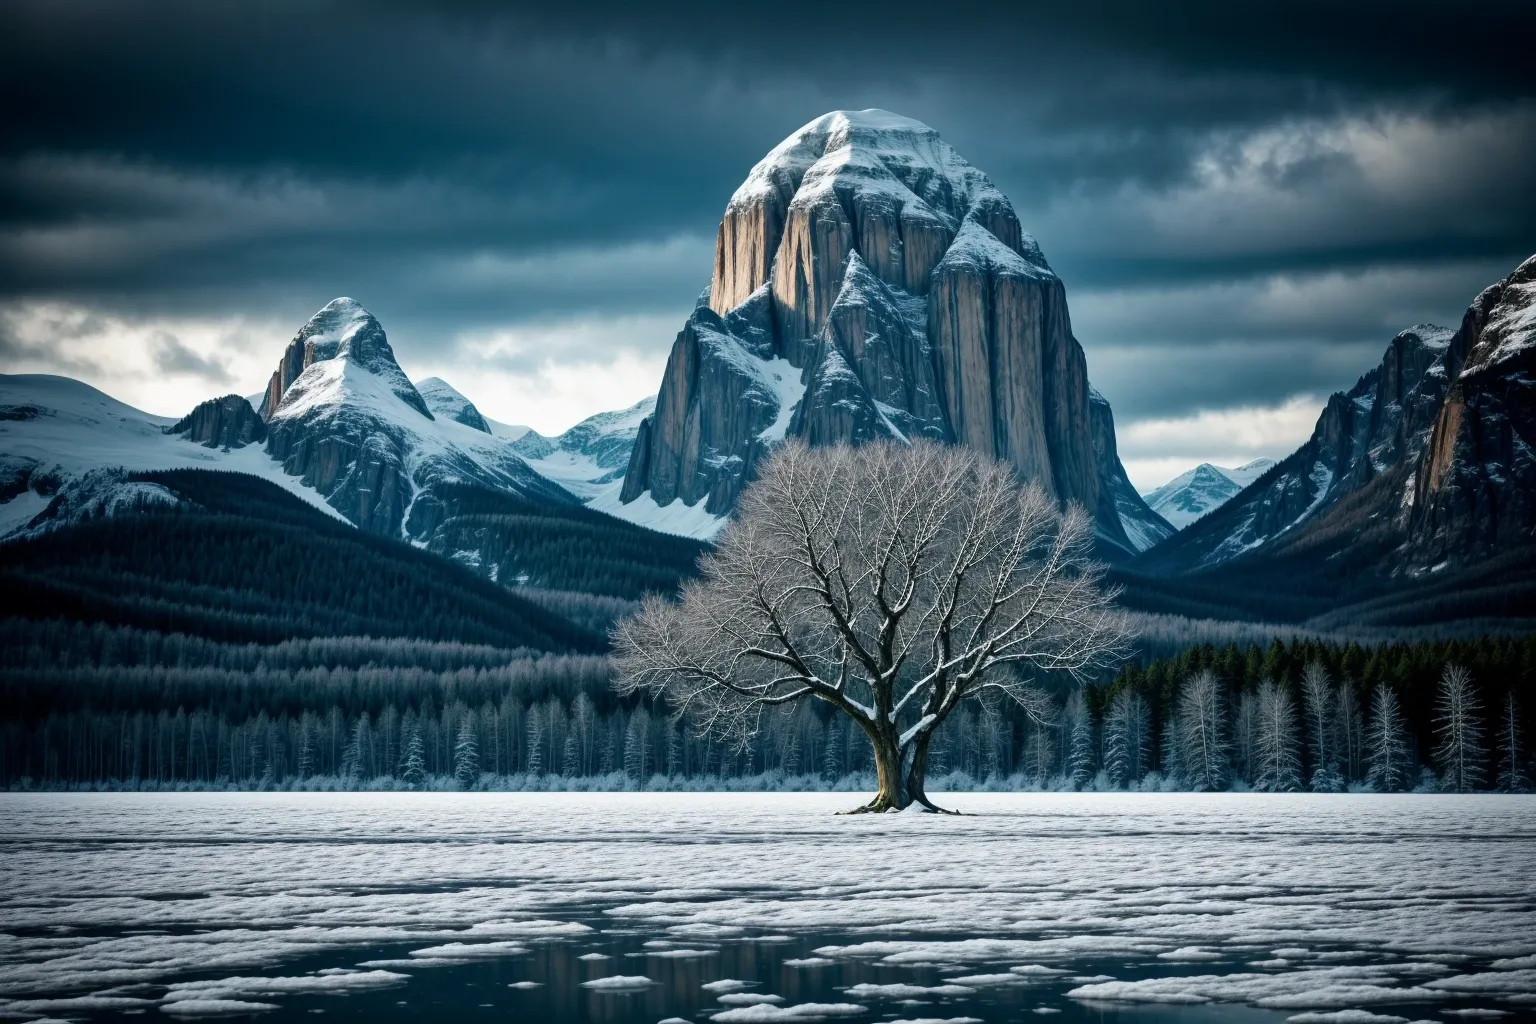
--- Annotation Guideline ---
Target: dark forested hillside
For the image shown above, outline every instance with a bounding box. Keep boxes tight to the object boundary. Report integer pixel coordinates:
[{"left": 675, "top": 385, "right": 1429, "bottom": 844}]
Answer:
[
  {"left": 420, "top": 483, "right": 708, "bottom": 599},
  {"left": 1112, "top": 516, "right": 1536, "bottom": 631},
  {"left": 0, "top": 469, "right": 602, "bottom": 651}
]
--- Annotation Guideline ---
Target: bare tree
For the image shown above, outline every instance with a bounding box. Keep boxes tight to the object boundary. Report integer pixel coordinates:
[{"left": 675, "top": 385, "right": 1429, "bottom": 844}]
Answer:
[
  {"left": 1496, "top": 693, "right": 1530, "bottom": 794},
  {"left": 1252, "top": 679, "right": 1301, "bottom": 792},
  {"left": 1301, "top": 662, "right": 1343, "bottom": 792},
  {"left": 1367, "top": 683, "right": 1411, "bottom": 793},
  {"left": 612, "top": 440, "right": 1132, "bottom": 812},
  {"left": 1178, "top": 670, "right": 1230, "bottom": 792},
  {"left": 1433, "top": 664, "right": 1485, "bottom": 793}
]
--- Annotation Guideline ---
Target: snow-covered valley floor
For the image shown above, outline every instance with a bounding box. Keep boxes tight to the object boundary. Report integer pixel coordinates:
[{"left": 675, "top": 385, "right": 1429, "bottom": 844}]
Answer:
[{"left": 1, "top": 792, "right": 1533, "bottom": 1022}]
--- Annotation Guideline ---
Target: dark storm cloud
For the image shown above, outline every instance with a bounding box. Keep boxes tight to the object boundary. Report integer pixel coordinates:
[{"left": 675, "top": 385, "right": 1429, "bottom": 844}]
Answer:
[
  {"left": 150, "top": 331, "right": 236, "bottom": 384},
  {"left": 1, "top": 0, "right": 1534, "bottom": 425}
]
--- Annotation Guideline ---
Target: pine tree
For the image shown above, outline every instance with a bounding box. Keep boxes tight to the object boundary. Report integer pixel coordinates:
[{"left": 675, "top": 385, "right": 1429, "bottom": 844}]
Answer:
[
  {"left": 1496, "top": 693, "right": 1530, "bottom": 793},
  {"left": 1367, "top": 683, "right": 1412, "bottom": 793},
  {"left": 399, "top": 728, "right": 426, "bottom": 788},
  {"left": 525, "top": 707, "right": 545, "bottom": 775},
  {"left": 453, "top": 715, "right": 479, "bottom": 788},
  {"left": 1066, "top": 690, "right": 1096, "bottom": 790},
  {"left": 1335, "top": 680, "right": 1365, "bottom": 785},
  {"left": 1104, "top": 689, "right": 1148, "bottom": 789},
  {"left": 1252, "top": 679, "right": 1301, "bottom": 792},
  {"left": 623, "top": 706, "right": 651, "bottom": 782},
  {"left": 1301, "top": 662, "right": 1343, "bottom": 792},
  {"left": 1233, "top": 689, "right": 1258, "bottom": 786},
  {"left": 1433, "top": 664, "right": 1485, "bottom": 793},
  {"left": 296, "top": 718, "right": 315, "bottom": 779},
  {"left": 822, "top": 724, "right": 844, "bottom": 781}
]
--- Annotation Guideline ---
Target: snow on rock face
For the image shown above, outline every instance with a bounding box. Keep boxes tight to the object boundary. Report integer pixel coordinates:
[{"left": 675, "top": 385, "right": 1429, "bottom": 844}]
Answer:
[
  {"left": 259, "top": 298, "right": 430, "bottom": 421},
  {"left": 0, "top": 373, "right": 345, "bottom": 540},
  {"left": 1136, "top": 318, "right": 1460, "bottom": 573},
  {"left": 5, "top": 469, "right": 181, "bottom": 541},
  {"left": 512, "top": 395, "right": 658, "bottom": 499},
  {"left": 1142, "top": 460, "right": 1276, "bottom": 531},
  {"left": 262, "top": 300, "right": 573, "bottom": 541},
  {"left": 622, "top": 109, "right": 1142, "bottom": 557},
  {"left": 415, "top": 377, "right": 491, "bottom": 434}
]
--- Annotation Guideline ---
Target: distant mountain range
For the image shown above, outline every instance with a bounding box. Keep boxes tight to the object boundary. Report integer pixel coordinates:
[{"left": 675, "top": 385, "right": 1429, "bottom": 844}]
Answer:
[
  {"left": 1142, "top": 459, "right": 1276, "bottom": 530},
  {"left": 1, "top": 109, "right": 1532, "bottom": 636}
]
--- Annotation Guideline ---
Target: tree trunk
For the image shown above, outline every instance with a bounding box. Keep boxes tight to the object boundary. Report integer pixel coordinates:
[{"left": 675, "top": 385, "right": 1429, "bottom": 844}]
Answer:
[
  {"left": 853, "top": 728, "right": 908, "bottom": 812},
  {"left": 904, "top": 730, "right": 957, "bottom": 813},
  {"left": 842, "top": 725, "right": 957, "bottom": 814}
]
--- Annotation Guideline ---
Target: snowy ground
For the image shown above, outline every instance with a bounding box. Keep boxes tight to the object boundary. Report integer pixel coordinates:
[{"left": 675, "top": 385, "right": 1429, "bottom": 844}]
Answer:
[{"left": 1, "top": 793, "right": 1533, "bottom": 1022}]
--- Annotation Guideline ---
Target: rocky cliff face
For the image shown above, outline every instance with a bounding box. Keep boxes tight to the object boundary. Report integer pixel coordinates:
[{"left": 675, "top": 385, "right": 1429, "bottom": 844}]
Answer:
[
  {"left": 620, "top": 109, "right": 1161, "bottom": 555},
  {"left": 1089, "top": 390, "right": 1174, "bottom": 554},
  {"left": 1138, "top": 255, "right": 1536, "bottom": 577},
  {"left": 1408, "top": 255, "right": 1536, "bottom": 564},
  {"left": 261, "top": 299, "right": 571, "bottom": 539},
  {"left": 1135, "top": 324, "right": 1455, "bottom": 574},
  {"left": 166, "top": 394, "right": 266, "bottom": 449}
]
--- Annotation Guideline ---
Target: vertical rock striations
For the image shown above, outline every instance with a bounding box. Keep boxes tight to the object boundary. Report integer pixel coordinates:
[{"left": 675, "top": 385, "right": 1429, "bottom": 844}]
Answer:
[
  {"left": 260, "top": 298, "right": 570, "bottom": 539},
  {"left": 1409, "top": 255, "right": 1536, "bottom": 564},
  {"left": 1089, "top": 390, "right": 1175, "bottom": 554},
  {"left": 166, "top": 394, "right": 267, "bottom": 449},
  {"left": 1137, "top": 253, "right": 1536, "bottom": 576},
  {"left": 622, "top": 109, "right": 1160, "bottom": 555}
]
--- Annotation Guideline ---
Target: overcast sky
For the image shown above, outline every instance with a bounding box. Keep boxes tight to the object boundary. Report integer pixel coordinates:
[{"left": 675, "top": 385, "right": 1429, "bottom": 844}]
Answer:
[{"left": 2, "top": 1, "right": 1533, "bottom": 490}]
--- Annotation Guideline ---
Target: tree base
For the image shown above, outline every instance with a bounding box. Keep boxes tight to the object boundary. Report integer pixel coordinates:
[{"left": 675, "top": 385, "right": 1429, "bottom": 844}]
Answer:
[{"left": 838, "top": 794, "right": 961, "bottom": 815}]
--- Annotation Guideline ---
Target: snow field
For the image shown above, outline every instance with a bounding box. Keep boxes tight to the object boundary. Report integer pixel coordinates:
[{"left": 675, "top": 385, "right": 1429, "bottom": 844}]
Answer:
[{"left": 0, "top": 791, "right": 1532, "bottom": 1021}]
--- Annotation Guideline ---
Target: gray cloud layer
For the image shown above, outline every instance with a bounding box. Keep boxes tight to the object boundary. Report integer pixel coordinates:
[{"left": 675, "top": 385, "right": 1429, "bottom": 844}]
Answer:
[{"left": 1, "top": 0, "right": 1533, "bottom": 441}]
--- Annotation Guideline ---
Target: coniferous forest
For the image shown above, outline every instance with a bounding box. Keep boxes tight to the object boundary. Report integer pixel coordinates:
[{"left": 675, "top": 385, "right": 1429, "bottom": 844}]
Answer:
[
  {"left": 2, "top": 471, "right": 1532, "bottom": 792},
  {"left": 5, "top": 618, "right": 1531, "bottom": 792}
]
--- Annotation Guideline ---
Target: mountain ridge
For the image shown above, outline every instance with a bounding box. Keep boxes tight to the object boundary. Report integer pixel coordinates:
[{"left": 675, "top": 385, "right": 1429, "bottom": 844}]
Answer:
[{"left": 1131, "top": 256, "right": 1535, "bottom": 594}]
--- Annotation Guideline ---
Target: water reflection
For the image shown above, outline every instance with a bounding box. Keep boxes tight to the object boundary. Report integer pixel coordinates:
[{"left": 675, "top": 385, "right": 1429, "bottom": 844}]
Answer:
[{"left": 85, "top": 914, "right": 1308, "bottom": 1023}]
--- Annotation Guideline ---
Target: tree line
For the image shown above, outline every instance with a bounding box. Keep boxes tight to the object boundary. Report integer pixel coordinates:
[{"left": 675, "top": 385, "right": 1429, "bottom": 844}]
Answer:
[{"left": 5, "top": 634, "right": 1529, "bottom": 792}]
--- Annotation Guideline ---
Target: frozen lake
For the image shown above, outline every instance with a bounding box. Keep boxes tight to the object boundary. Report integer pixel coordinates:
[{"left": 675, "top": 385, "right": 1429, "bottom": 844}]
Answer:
[{"left": 2, "top": 793, "right": 1534, "bottom": 1023}]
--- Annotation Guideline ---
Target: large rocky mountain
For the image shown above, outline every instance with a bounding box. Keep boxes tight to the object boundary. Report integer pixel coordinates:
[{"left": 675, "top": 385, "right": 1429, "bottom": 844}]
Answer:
[
  {"left": 1143, "top": 459, "right": 1276, "bottom": 531},
  {"left": 1136, "top": 254, "right": 1536, "bottom": 580},
  {"left": 259, "top": 298, "right": 572, "bottom": 537},
  {"left": 617, "top": 109, "right": 1168, "bottom": 558}
]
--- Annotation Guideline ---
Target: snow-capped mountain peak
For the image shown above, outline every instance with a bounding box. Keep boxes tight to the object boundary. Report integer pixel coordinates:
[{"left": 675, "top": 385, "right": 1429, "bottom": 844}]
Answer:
[
  {"left": 1142, "top": 459, "right": 1277, "bottom": 531},
  {"left": 619, "top": 108, "right": 1166, "bottom": 555}
]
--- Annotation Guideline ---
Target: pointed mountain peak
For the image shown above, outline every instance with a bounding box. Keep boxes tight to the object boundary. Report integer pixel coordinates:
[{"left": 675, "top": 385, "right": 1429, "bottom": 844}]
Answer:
[{"left": 262, "top": 299, "right": 431, "bottom": 420}]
